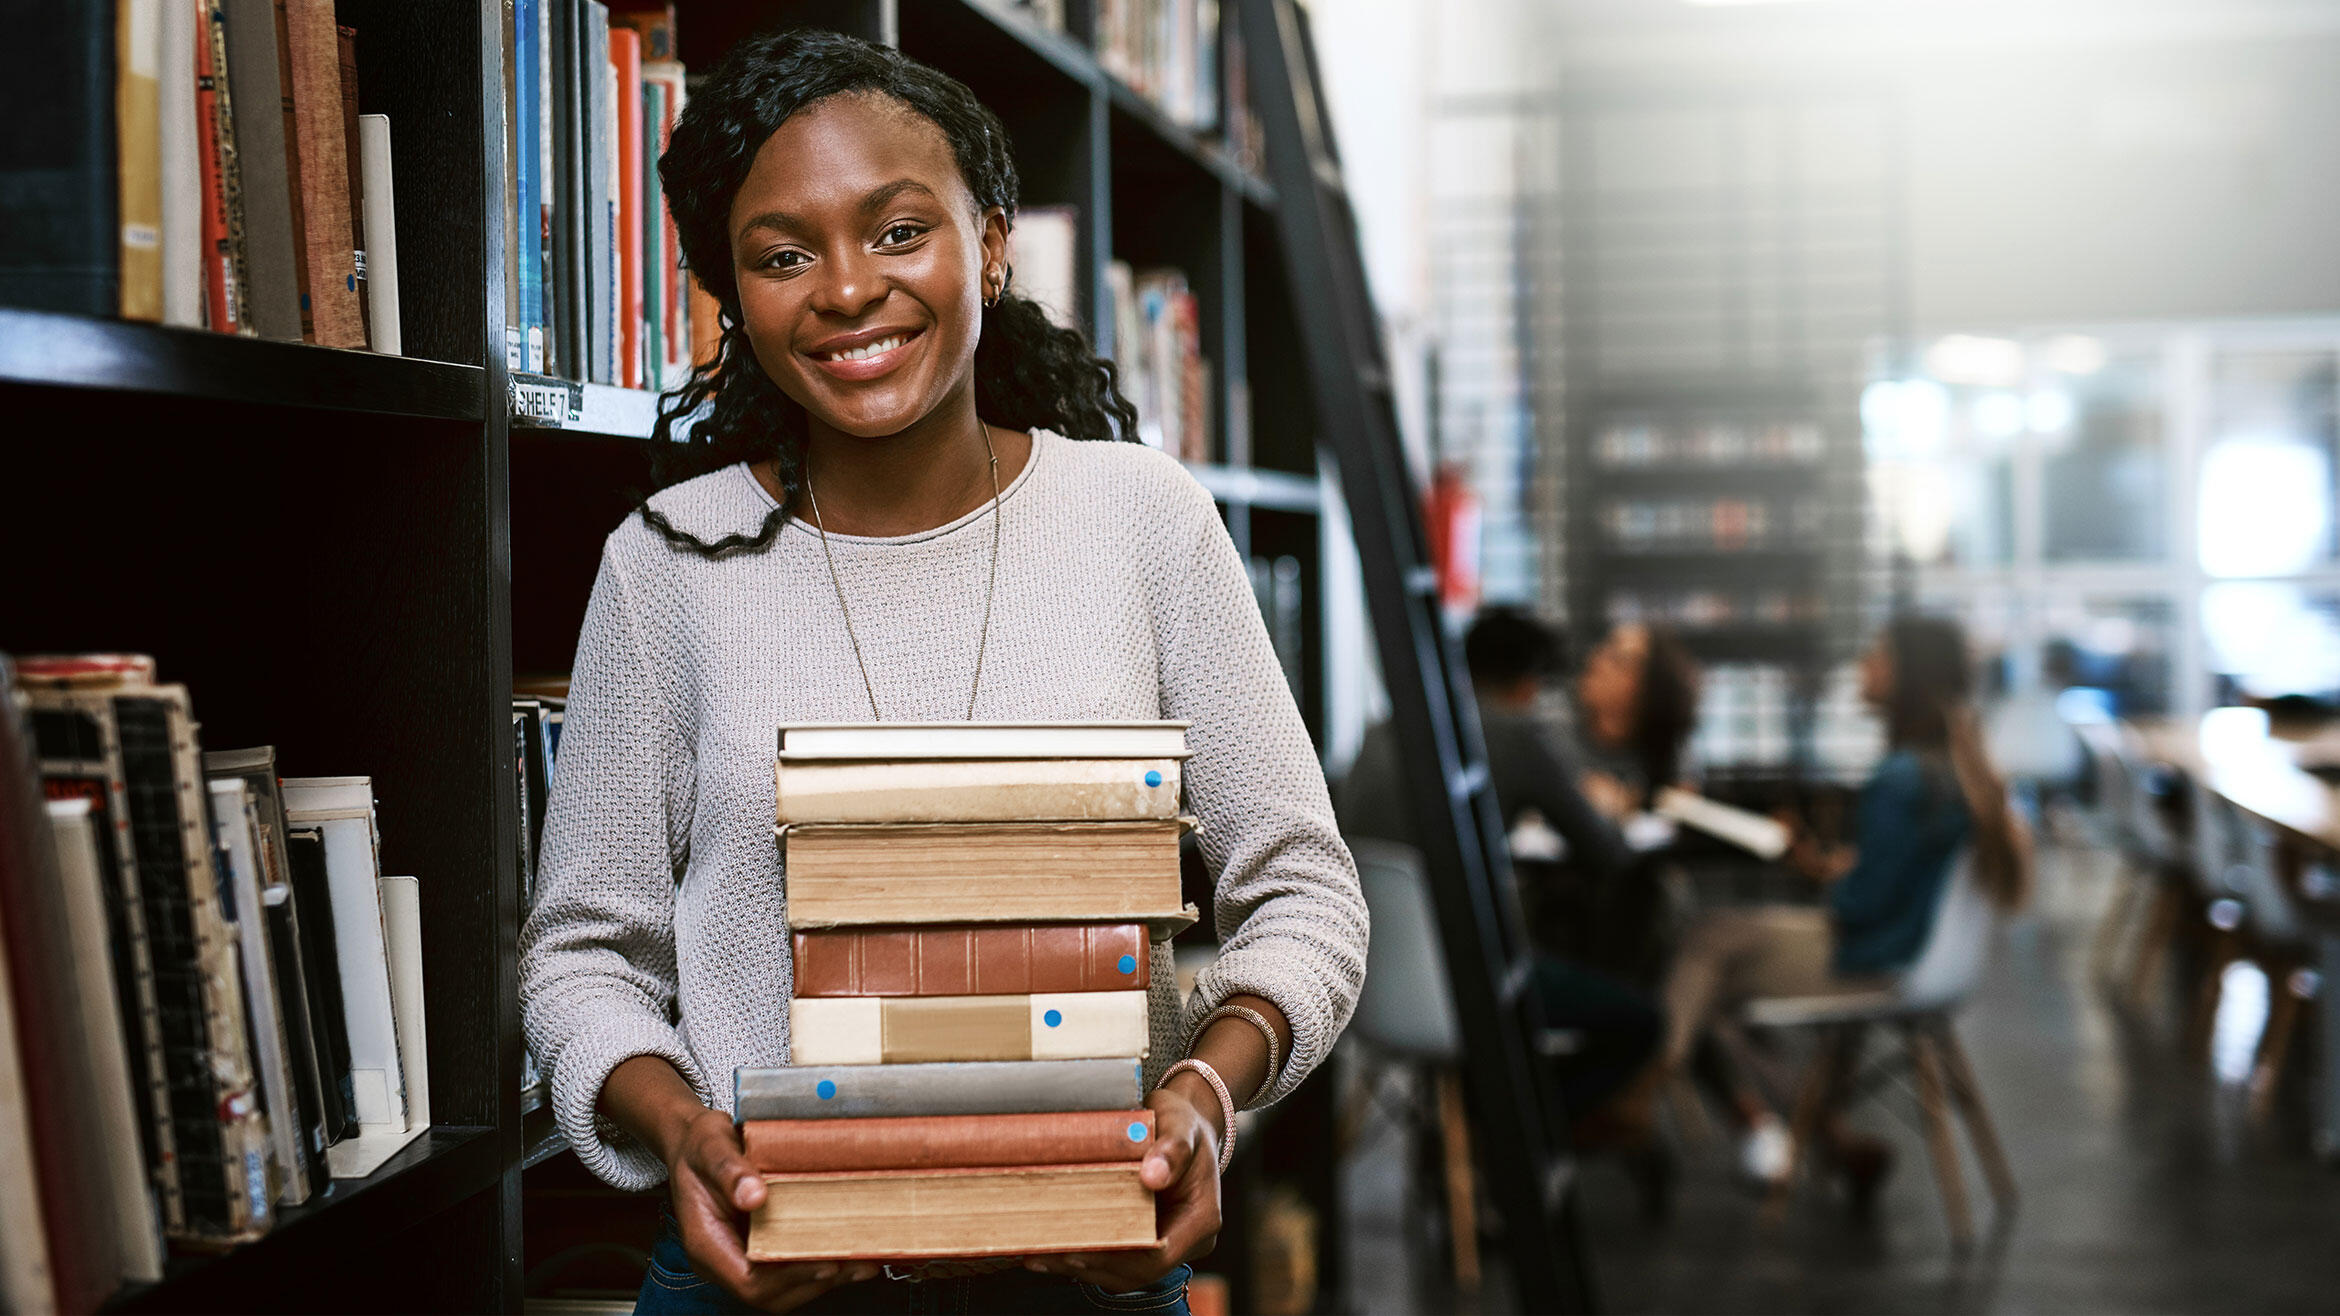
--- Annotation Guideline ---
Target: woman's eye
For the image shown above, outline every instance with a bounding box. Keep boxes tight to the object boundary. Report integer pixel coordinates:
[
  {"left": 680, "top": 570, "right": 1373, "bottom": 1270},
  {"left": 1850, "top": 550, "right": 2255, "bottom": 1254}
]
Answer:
[
  {"left": 761, "top": 249, "right": 807, "bottom": 271},
  {"left": 881, "top": 224, "right": 925, "bottom": 246}
]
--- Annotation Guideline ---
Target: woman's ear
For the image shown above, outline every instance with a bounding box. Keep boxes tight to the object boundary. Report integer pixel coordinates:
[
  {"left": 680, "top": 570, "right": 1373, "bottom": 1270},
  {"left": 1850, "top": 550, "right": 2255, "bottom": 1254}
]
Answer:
[{"left": 980, "top": 206, "right": 1011, "bottom": 303}]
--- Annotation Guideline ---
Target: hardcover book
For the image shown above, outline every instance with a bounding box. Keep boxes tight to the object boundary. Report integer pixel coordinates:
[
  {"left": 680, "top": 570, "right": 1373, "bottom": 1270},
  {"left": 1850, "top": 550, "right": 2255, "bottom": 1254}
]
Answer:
[
  {"left": 776, "top": 721, "right": 1190, "bottom": 761},
  {"left": 787, "top": 989, "right": 1149, "bottom": 1066},
  {"left": 742, "top": 1109, "right": 1153, "bottom": 1174},
  {"left": 735, "top": 1058, "right": 1144, "bottom": 1122},
  {"left": 747, "top": 1163, "right": 1157, "bottom": 1262},
  {"left": 779, "top": 819, "right": 1190, "bottom": 927},
  {"left": 791, "top": 923, "right": 1149, "bottom": 997},
  {"left": 281, "top": 776, "right": 407, "bottom": 1134},
  {"left": 774, "top": 757, "right": 1181, "bottom": 825}
]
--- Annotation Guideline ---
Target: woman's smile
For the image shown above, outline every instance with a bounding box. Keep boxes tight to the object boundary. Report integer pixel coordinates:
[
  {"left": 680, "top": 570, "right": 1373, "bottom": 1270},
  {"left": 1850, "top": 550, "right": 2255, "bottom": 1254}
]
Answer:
[{"left": 802, "top": 324, "right": 927, "bottom": 381}]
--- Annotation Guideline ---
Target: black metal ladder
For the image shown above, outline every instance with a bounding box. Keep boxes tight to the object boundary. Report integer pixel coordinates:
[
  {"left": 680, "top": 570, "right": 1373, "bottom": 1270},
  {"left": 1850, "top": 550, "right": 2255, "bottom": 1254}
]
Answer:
[{"left": 1233, "top": 1, "right": 1598, "bottom": 1309}]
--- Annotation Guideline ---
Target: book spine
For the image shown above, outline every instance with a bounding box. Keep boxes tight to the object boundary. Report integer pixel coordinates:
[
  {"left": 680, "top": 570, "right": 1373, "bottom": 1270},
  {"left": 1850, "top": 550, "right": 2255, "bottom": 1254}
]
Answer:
[
  {"left": 516, "top": 0, "right": 543, "bottom": 372},
  {"left": 118, "top": 0, "right": 165, "bottom": 320},
  {"left": 639, "top": 77, "right": 661, "bottom": 390},
  {"left": 536, "top": 0, "right": 556, "bottom": 371},
  {"left": 197, "top": 3, "right": 252, "bottom": 334},
  {"left": 736, "top": 1058, "right": 1143, "bottom": 1121},
  {"left": 773, "top": 757, "right": 1181, "bottom": 824},
  {"left": 284, "top": 0, "right": 363, "bottom": 347},
  {"left": 553, "top": 0, "right": 587, "bottom": 378},
  {"left": 653, "top": 67, "right": 687, "bottom": 387},
  {"left": 274, "top": 0, "right": 314, "bottom": 341},
  {"left": 26, "top": 692, "right": 184, "bottom": 1232},
  {"left": 746, "top": 1163, "right": 1156, "bottom": 1263},
  {"left": 0, "top": 5, "right": 114, "bottom": 314},
  {"left": 218, "top": 0, "right": 301, "bottom": 340},
  {"left": 209, "top": 781, "right": 314, "bottom": 1206},
  {"left": 116, "top": 691, "right": 271, "bottom": 1242},
  {"left": 358, "top": 114, "right": 399, "bottom": 353},
  {"left": 160, "top": 0, "right": 202, "bottom": 326},
  {"left": 743, "top": 1110, "right": 1154, "bottom": 1173},
  {"left": 611, "top": 26, "right": 642, "bottom": 389},
  {"left": 791, "top": 924, "right": 1149, "bottom": 997},
  {"left": 284, "top": 828, "right": 358, "bottom": 1143},
  {"left": 501, "top": 0, "right": 520, "bottom": 368},
  {"left": 338, "top": 25, "right": 366, "bottom": 338},
  {"left": 787, "top": 991, "right": 1149, "bottom": 1066}
]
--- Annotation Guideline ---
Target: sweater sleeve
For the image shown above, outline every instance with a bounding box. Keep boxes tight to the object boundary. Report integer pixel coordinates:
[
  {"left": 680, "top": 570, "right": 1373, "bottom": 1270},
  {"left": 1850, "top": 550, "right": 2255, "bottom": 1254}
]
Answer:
[
  {"left": 1828, "top": 754, "right": 1931, "bottom": 933},
  {"left": 1159, "top": 485, "right": 1370, "bottom": 1109},
  {"left": 520, "top": 530, "right": 711, "bottom": 1190}
]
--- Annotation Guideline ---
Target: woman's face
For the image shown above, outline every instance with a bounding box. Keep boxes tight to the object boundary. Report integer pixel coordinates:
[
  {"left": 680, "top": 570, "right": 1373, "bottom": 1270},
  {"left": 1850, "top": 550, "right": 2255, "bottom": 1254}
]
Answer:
[
  {"left": 1859, "top": 636, "right": 1895, "bottom": 710},
  {"left": 726, "top": 92, "right": 1007, "bottom": 438},
  {"left": 1578, "top": 624, "right": 1649, "bottom": 748}
]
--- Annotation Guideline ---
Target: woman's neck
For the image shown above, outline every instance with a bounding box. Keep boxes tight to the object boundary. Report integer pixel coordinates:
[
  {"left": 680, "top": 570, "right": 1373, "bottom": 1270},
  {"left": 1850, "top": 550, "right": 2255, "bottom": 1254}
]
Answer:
[{"left": 757, "top": 393, "right": 1033, "bottom": 537}]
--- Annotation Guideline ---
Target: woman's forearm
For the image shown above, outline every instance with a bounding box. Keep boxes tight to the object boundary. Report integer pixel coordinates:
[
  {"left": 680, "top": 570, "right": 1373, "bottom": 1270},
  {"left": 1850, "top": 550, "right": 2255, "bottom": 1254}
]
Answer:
[
  {"left": 601, "top": 1053, "right": 715, "bottom": 1165},
  {"left": 1173, "top": 992, "right": 1291, "bottom": 1111}
]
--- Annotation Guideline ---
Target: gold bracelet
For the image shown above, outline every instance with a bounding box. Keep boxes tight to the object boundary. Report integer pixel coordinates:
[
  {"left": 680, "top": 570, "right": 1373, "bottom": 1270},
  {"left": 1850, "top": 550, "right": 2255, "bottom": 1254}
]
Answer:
[{"left": 1158, "top": 1058, "right": 1237, "bottom": 1174}]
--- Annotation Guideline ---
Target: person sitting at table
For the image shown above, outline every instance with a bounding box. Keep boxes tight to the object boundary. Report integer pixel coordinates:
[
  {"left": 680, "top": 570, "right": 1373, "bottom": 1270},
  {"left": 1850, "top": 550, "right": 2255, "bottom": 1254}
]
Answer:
[
  {"left": 1636, "top": 614, "right": 2033, "bottom": 1205},
  {"left": 1573, "top": 620, "right": 1704, "bottom": 824},
  {"left": 1336, "top": 609, "right": 1660, "bottom": 1136}
]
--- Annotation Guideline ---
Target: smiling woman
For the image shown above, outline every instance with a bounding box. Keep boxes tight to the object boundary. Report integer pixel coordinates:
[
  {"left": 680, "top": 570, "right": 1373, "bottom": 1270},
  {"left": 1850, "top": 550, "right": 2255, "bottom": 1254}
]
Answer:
[{"left": 515, "top": 27, "right": 1369, "bottom": 1316}]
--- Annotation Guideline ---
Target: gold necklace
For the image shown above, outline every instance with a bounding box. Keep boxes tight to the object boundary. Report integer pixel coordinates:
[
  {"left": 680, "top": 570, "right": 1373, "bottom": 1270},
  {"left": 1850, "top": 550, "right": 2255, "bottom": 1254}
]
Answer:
[{"left": 805, "top": 421, "right": 1003, "bottom": 721}]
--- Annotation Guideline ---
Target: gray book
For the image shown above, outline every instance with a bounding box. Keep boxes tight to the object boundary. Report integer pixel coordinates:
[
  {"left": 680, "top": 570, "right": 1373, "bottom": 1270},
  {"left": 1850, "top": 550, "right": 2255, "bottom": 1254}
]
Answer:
[
  {"left": 735, "top": 1059, "right": 1144, "bottom": 1122},
  {"left": 581, "top": 0, "right": 614, "bottom": 384},
  {"left": 219, "top": 0, "right": 304, "bottom": 341},
  {"left": 549, "top": 0, "right": 585, "bottom": 377}
]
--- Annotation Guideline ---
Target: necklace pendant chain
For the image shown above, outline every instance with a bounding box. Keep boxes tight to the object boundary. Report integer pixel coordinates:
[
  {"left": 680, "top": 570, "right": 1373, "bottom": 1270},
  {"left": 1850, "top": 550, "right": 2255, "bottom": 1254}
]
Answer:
[{"left": 807, "top": 421, "right": 1005, "bottom": 723}]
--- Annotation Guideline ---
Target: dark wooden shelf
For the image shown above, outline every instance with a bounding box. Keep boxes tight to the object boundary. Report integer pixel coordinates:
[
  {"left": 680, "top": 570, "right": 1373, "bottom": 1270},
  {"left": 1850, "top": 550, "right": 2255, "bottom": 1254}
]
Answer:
[
  {"left": 0, "top": 308, "right": 485, "bottom": 421},
  {"left": 104, "top": 1126, "right": 501, "bottom": 1314}
]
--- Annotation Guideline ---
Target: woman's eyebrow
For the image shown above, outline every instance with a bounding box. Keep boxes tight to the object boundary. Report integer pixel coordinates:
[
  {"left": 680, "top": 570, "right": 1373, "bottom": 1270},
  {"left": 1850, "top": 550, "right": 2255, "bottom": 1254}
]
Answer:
[
  {"left": 859, "top": 178, "right": 940, "bottom": 212},
  {"left": 733, "top": 180, "right": 941, "bottom": 243}
]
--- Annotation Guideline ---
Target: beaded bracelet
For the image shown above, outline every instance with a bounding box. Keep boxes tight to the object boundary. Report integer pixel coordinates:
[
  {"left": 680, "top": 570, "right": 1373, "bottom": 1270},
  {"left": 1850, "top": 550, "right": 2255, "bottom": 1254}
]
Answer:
[
  {"left": 1187, "top": 1003, "right": 1283, "bottom": 1102},
  {"left": 1157, "top": 1058, "right": 1238, "bottom": 1174}
]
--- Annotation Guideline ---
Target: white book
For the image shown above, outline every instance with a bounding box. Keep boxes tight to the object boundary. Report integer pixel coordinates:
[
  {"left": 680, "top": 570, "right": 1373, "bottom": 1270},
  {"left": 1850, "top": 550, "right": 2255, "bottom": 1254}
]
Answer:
[
  {"left": 207, "top": 779, "right": 311, "bottom": 1207},
  {"left": 280, "top": 777, "right": 407, "bottom": 1138},
  {"left": 1653, "top": 786, "right": 1792, "bottom": 861},
  {"left": 326, "top": 874, "right": 429, "bottom": 1180},
  {"left": 1008, "top": 206, "right": 1080, "bottom": 330},
  {"left": 788, "top": 991, "right": 1150, "bottom": 1066},
  {"left": 775, "top": 721, "right": 1191, "bottom": 762},
  {"left": 158, "top": 0, "right": 200, "bottom": 326},
  {"left": 46, "top": 800, "right": 165, "bottom": 1284},
  {"left": 358, "top": 115, "right": 402, "bottom": 354}
]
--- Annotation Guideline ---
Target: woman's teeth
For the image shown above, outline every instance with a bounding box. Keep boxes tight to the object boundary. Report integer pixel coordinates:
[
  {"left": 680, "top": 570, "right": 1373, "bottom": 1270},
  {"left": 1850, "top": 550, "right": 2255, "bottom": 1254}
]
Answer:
[{"left": 825, "top": 334, "right": 908, "bottom": 362}]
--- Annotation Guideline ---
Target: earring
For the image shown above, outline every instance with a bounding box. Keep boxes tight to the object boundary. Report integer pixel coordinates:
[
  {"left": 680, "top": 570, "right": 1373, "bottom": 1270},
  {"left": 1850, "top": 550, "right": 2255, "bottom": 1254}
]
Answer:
[{"left": 985, "top": 266, "right": 1006, "bottom": 306}]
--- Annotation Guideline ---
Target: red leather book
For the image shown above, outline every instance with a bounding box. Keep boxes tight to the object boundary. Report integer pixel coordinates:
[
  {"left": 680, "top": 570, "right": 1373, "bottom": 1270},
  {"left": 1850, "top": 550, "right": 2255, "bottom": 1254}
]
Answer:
[
  {"left": 791, "top": 923, "right": 1149, "bottom": 998},
  {"left": 610, "top": 26, "right": 642, "bottom": 389},
  {"left": 743, "top": 1109, "right": 1154, "bottom": 1174}
]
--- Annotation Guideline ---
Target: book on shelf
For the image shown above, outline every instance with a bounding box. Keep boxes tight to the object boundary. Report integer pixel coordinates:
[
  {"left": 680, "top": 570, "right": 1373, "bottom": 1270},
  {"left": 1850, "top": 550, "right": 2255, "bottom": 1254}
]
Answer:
[
  {"left": 788, "top": 989, "right": 1150, "bottom": 1066},
  {"left": 791, "top": 923, "right": 1151, "bottom": 997},
  {"left": 357, "top": 113, "right": 400, "bottom": 353},
  {"left": 217, "top": 0, "right": 303, "bottom": 341},
  {"left": 283, "top": 824, "right": 358, "bottom": 1146},
  {"left": 743, "top": 1109, "right": 1154, "bottom": 1174},
  {"left": 1008, "top": 205, "right": 1080, "bottom": 331},
  {"left": 1098, "top": 0, "right": 1220, "bottom": 132},
  {"left": 736, "top": 1058, "right": 1145, "bottom": 1122},
  {"left": 281, "top": 777, "right": 411, "bottom": 1140},
  {"left": 160, "top": 0, "right": 202, "bottom": 326},
  {"left": 747, "top": 1163, "right": 1157, "bottom": 1263},
  {"left": 1106, "top": 262, "right": 1211, "bottom": 462},
  {"left": 0, "top": 7, "right": 118, "bottom": 317},
  {"left": 208, "top": 777, "right": 318, "bottom": 1206},
  {"left": 754, "top": 720, "right": 1179, "bottom": 1261},
  {"left": 283, "top": 0, "right": 364, "bottom": 347},
  {"left": 119, "top": 1, "right": 165, "bottom": 322}
]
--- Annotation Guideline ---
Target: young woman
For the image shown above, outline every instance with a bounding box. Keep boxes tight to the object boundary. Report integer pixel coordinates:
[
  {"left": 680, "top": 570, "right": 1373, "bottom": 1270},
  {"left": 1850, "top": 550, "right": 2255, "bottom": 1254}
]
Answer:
[
  {"left": 1574, "top": 621, "right": 1701, "bottom": 819},
  {"left": 518, "top": 31, "right": 1368, "bottom": 1315},
  {"left": 1646, "top": 615, "right": 2030, "bottom": 1193}
]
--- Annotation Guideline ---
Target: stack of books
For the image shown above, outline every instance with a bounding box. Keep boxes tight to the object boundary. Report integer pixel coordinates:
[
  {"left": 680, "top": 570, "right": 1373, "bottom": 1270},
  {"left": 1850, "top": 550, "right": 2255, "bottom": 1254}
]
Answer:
[
  {"left": 0, "top": 654, "right": 427, "bottom": 1311},
  {"left": 740, "top": 721, "right": 1197, "bottom": 1263}
]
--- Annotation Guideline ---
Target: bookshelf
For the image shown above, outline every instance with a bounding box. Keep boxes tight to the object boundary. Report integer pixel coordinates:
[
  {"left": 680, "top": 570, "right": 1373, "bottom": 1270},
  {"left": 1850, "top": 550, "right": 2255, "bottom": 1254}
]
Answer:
[{"left": 6, "top": 0, "right": 1333, "bottom": 1310}]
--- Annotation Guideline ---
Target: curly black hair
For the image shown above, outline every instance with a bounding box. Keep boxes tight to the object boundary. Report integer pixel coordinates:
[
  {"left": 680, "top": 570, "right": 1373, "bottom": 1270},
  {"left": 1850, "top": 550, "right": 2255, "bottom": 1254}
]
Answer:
[{"left": 639, "top": 28, "right": 1141, "bottom": 557}]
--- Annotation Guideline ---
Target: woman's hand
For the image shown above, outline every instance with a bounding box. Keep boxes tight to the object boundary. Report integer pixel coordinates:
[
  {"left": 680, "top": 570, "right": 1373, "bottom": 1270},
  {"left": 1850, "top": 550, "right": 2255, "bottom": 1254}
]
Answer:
[
  {"left": 666, "top": 1106, "right": 881, "bottom": 1311},
  {"left": 1025, "top": 1080, "right": 1221, "bottom": 1292},
  {"left": 1581, "top": 770, "right": 1638, "bottom": 821}
]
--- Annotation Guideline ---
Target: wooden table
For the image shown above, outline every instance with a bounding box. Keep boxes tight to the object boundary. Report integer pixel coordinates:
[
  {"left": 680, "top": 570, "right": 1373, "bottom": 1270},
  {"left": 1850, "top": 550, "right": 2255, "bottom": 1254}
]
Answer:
[{"left": 2129, "top": 709, "right": 2340, "bottom": 1154}]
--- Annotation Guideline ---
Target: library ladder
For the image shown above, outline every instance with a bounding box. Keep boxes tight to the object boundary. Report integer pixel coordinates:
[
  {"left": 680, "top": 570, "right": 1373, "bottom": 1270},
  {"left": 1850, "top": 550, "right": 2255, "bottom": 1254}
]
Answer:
[{"left": 1234, "top": 0, "right": 1599, "bottom": 1309}]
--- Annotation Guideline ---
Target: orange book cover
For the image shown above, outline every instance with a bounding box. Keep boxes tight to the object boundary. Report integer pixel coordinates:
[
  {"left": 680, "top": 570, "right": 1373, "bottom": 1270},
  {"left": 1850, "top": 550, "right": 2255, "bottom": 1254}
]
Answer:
[
  {"left": 743, "top": 1110, "right": 1153, "bottom": 1174},
  {"left": 611, "top": 27, "right": 643, "bottom": 389}
]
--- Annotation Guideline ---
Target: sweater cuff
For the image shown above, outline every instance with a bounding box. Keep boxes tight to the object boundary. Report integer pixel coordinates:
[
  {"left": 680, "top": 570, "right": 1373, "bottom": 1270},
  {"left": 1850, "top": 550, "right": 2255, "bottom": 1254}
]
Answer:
[
  {"left": 552, "top": 1009, "right": 712, "bottom": 1192},
  {"left": 1183, "top": 945, "right": 1354, "bottom": 1111}
]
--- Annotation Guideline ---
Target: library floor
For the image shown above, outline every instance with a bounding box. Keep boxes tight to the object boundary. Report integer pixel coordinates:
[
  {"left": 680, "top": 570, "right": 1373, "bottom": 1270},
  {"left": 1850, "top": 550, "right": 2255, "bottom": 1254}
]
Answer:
[{"left": 1338, "top": 841, "right": 2340, "bottom": 1315}]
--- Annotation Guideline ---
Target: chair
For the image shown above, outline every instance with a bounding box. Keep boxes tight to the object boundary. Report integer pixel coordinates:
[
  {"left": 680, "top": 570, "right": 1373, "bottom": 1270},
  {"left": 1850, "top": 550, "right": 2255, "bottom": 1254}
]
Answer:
[
  {"left": 1344, "top": 838, "right": 1480, "bottom": 1291},
  {"left": 1735, "top": 852, "right": 2018, "bottom": 1248},
  {"left": 2187, "top": 785, "right": 2321, "bottom": 1112},
  {"left": 2073, "top": 721, "right": 2187, "bottom": 1002}
]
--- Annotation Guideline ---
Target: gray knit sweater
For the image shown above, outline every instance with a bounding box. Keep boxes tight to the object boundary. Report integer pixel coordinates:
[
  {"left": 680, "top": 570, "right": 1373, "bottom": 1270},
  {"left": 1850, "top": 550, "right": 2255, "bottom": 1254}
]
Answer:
[{"left": 519, "top": 429, "right": 1370, "bottom": 1191}]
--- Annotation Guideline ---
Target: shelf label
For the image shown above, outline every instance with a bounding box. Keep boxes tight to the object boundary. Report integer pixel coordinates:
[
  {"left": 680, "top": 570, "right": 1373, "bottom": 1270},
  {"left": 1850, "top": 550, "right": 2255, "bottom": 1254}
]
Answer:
[{"left": 510, "top": 374, "right": 583, "bottom": 427}]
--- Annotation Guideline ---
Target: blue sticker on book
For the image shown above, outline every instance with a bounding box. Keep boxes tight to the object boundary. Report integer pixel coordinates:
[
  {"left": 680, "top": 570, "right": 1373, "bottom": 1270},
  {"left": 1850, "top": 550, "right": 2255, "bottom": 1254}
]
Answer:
[
  {"left": 1118, "top": 954, "right": 1137, "bottom": 975},
  {"left": 815, "top": 1079, "right": 837, "bottom": 1100},
  {"left": 1043, "top": 1008, "right": 1063, "bottom": 1028},
  {"left": 1144, "top": 770, "right": 1163, "bottom": 788},
  {"left": 1128, "top": 1121, "right": 1148, "bottom": 1142}
]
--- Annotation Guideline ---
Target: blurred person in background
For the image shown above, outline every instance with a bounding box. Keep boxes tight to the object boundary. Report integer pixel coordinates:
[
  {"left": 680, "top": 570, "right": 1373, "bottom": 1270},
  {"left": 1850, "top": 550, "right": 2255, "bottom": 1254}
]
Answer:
[
  {"left": 1631, "top": 615, "right": 2033, "bottom": 1207},
  {"left": 1337, "top": 609, "right": 1663, "bottom": 1157},
  {"left": 1575, "top": 621, "right": 1704, "bottom": 822}
]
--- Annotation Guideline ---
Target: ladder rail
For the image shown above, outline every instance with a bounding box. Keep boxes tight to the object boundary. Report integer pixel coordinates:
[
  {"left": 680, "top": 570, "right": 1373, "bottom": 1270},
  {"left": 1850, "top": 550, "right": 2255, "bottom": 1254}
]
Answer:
[{"left": 1234, "top": 2, "right": 1598, "bottom": 1310}]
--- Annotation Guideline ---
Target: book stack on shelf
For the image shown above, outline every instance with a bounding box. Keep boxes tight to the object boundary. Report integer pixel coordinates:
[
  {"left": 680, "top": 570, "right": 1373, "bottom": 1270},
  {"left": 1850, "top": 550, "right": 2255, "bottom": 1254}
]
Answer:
[
  {"left": 0, "top": 655, "right": 429, "bottom": 1312},
  {"left": 746, "top": 720, "right": 1194, "bottom": 1261},
  {"left": 1105, "top": 261, "right": 1212, "bottom": 463},
  {"left": 1098, "top": 0, "right": 1219, "bottom": 130},
  {"left": 0, "top": 3, "right": 402, "bottom": 350},
  {"left": 503, "top": 0, "right": 700, "bottom": 397}
]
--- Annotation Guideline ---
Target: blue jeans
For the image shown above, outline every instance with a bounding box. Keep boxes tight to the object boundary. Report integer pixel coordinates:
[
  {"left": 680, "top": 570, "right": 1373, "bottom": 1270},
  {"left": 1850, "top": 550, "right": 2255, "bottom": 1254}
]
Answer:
[{"left": 633, "top": 1215, "right": 1193, "bottom": 1315}]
